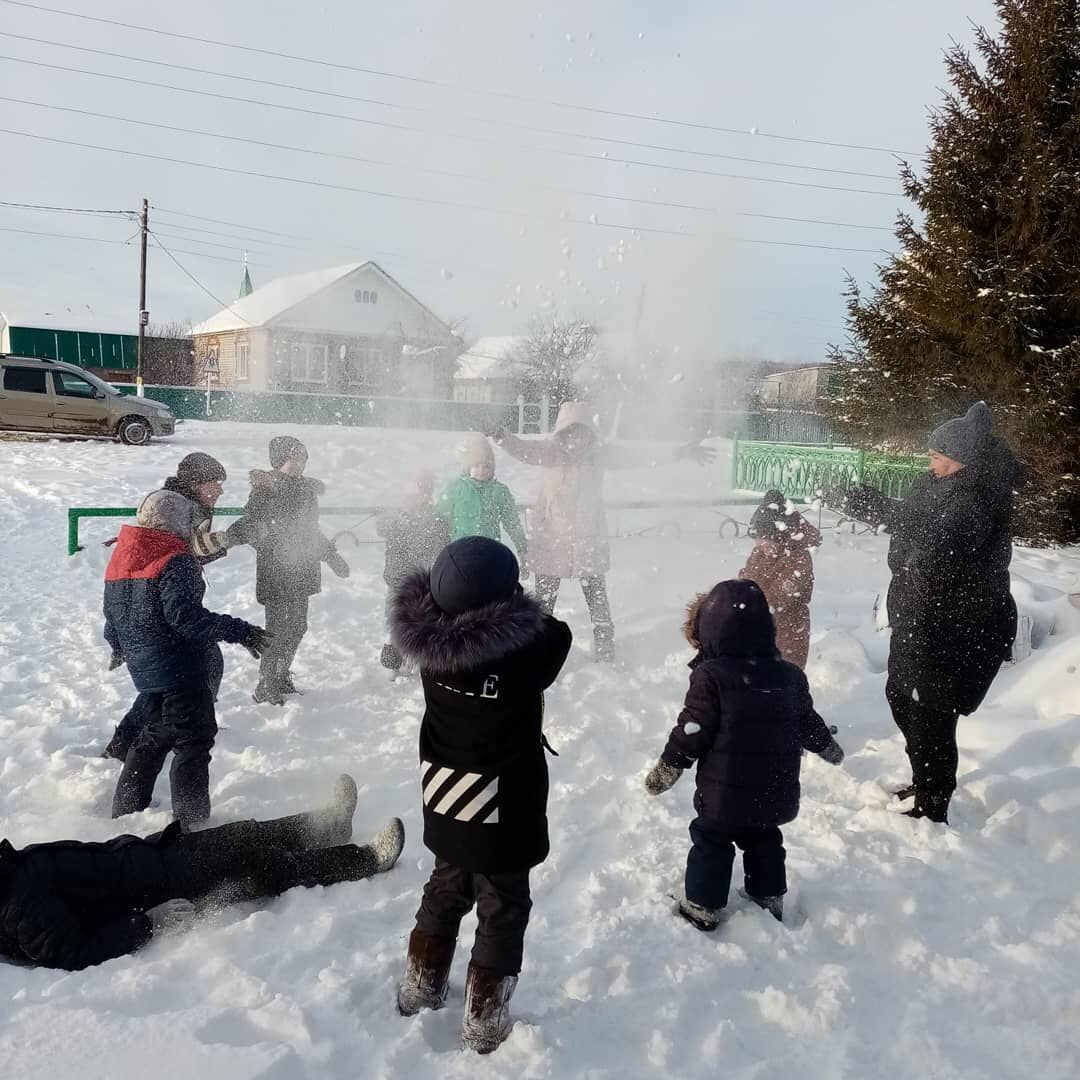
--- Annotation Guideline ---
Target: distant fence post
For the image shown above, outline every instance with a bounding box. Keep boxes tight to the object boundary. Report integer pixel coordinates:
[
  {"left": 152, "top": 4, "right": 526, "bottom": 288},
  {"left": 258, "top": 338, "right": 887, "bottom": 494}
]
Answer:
[
  {"left": 516, "top": 394, "right": 525, "bottom": 434},
  {"left": 730, "top": 432, "right": 740, "bottom": 490}
]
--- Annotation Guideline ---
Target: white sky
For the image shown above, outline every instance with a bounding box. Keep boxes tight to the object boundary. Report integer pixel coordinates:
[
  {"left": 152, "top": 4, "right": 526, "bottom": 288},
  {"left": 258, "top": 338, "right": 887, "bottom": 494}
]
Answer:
[{"left": 0, "top": 0, "right": 998, "bottom": 362}]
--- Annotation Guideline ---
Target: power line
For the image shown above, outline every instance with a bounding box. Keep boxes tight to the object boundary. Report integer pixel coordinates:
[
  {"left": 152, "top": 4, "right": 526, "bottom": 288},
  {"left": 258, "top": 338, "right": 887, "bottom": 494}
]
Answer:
[
  {"left": 0, "top": 0, "right": 922, "bottom": 157},
  {"left": 738, "top": 211, "right": 895, "bottom": 232},
  {"left": 0, "top": 95, "right": 910, "bottom": 227},
  {"left": 0, "top": 55, "right": 904, "bottom": 199},
  {"left": 0, "top": 31, "right": 902, "bottom": 183},
  {"left": 149, "top": 233, "right": 250, "bottom": 320},
  {"left": 0, "top": 198, "right": 137, "bottom": 217}
]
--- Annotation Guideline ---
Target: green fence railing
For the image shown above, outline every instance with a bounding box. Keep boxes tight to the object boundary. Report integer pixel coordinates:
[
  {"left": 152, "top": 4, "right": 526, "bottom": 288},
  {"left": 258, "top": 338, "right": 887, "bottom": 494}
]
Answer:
[{"left": 731, "top": 436, "right": 927, "bottom": 501}]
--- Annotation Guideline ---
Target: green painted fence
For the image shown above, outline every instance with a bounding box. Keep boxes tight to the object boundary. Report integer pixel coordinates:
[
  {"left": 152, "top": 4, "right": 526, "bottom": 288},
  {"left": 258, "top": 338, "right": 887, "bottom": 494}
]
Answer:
[{"left": 732, "top": 437, "right": 927, "bottom": 501}]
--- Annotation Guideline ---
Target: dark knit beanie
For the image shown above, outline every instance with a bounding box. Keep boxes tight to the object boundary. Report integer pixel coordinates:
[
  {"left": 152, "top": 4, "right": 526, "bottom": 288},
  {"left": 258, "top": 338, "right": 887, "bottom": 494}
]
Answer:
[
  {"left": 269, "top": 435, "right": 308, "bottom": 469},
  {"left": 430, "top": 537, "right": 520, "bottom": 616},
  {"left": 175, "top": 452, "right": 226, "bottom": 486},
  {"left": 928, "top": 402, "right": 992, "bottom": 465}
]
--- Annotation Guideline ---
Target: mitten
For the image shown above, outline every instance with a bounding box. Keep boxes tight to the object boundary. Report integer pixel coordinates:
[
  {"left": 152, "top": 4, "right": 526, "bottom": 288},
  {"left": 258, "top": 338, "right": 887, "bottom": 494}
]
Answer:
[
  {"left": 644, "top": 759, "right": 683, "bottom": 796},
  {"left": 225, "top": 519, "right": 269, "bottom": 548},
  {"left": 190, "top": 522, "right": 229, "bottom": 560},
  {"left": 242, "top": 626, "right": 273, "bottom": 659},
  {"left": 108, "top": 652, "right": 124, "bottom": 671},
  {"left": 818, "top": 738, "right": 845, "bottom": 765},
  {"left": 147, "top": 898, "right": 195, "bottom": 935},
  {"left": 325, "top": 549, "right": 351, "bottom": 579}
]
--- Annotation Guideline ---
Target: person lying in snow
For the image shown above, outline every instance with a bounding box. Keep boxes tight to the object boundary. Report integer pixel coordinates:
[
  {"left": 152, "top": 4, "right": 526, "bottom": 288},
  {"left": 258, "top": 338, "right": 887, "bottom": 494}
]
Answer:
[
  {"left": 230, "top": 436, "right": 351, "bottom": 706},
  {"left": 390, "top": 537, "right": 572, "bottom": 1054},
  {"left": 738, "top": 490, "right": 822, "bottom": 669},
  {"left": 0, "top": 776, "right": 404, "bottom": 971},
  {"left": 104, "top": 490, "right": 272, "bottom": 828},
  {"left": 644, "top": 579, "right": 843, "bottom": 931},
  {"left": 376, "top": 468, "right": 451, "bottom": 673}
]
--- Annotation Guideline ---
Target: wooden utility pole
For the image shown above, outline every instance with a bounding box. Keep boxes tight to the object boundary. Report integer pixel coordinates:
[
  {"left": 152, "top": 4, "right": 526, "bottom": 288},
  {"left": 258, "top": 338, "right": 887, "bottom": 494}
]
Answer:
[{"left": 136, "top": 198, "right": 149, "bottom": 396}]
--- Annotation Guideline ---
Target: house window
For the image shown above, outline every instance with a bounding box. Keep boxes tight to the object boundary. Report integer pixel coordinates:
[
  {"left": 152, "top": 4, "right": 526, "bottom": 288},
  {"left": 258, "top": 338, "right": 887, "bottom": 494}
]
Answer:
[
  {"left": 347, "top": 344, "right": 385, "bottom": 386},
  {"left": 237, "top": 341, "right": 250, "bottom": 381},
  {"left": 353, "top": 289, "right": 379, "bottom": 305},
  {"left": 290, "top": 343, "right": 328, "bottom": 384}
]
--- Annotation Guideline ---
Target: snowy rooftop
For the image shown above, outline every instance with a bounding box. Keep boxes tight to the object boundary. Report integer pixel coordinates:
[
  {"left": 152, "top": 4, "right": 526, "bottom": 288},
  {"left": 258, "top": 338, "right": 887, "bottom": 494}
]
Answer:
[
  {"left": 455, "top": 335, "right": 525, "bottom": 380},
  {"left": 190, "top": 263, "right": 367, "bottom": 336}
]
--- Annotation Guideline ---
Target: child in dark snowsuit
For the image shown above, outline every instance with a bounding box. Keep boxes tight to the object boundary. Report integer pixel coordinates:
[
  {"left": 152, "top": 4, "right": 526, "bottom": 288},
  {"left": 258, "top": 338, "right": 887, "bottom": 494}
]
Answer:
[
  {"left": 0, "top": 776, "right": 404, "bottom": 971},
  {"left": 644, "top": 579, "right": 843, "bottom": 930},
  {"left": 376, "top": 468, "right": 451, "bottom": 672},
  {"left": 234, "top": 437, "right": 350, "bottom": 706},
  {"left": 390, "top": 537, "right": 572, "bottom": 1054},
  {"left": 104, "top": 491, "right": 271, "bottom": 828}
]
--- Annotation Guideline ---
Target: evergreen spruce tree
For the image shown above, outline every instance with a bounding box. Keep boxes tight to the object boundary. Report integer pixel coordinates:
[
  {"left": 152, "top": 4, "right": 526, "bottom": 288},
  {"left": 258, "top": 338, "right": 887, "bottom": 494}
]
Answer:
[{"left": 829, "top": 0, "right": 1080, "bottom": 542}]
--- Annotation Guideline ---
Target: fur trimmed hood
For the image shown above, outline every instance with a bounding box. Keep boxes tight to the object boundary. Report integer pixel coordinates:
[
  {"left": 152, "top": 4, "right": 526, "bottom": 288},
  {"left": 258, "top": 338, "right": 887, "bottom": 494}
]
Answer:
[
  {"left": 391, "top": 569, "right": 548, "bottom": 673},
  {"left": 681, "top": 579, "right": 778, "bottom": 660},
  {"left": 248, "top": 469, "right": 326, "bottom": 497},
  {"left": 683, "top": 592, "right": 707, "bottom": 649}
]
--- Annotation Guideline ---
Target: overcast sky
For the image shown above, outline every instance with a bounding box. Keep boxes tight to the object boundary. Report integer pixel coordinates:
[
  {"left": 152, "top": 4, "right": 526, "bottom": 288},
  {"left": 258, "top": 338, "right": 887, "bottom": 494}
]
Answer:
[{"left": 0, "top": 0, "right": 999, "bottom": 361}]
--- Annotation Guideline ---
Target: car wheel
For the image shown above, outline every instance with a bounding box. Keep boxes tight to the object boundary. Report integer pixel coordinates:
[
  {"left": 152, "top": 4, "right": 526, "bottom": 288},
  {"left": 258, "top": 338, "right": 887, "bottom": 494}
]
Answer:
[{"left": 118, "top": 416, "right": 152, "bottom": 445}]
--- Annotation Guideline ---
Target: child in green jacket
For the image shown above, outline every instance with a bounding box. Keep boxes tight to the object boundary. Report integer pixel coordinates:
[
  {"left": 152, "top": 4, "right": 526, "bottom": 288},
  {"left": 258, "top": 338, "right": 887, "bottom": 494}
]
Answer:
[{"left": 437, "top": 434, "right": 528, "bottom": 569}]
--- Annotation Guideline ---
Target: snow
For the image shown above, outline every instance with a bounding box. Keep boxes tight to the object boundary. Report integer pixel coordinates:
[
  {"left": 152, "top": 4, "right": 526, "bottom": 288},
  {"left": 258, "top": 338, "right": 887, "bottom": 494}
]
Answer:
[
  {"left": 190, "top": 264, "right": 367, "bottom": 335},
  {"left": 454, "top": 337, "right": 525, "bottom": 382},
  {"left": 2, "top": 422, "right": 1080, "bottom": 1079}
]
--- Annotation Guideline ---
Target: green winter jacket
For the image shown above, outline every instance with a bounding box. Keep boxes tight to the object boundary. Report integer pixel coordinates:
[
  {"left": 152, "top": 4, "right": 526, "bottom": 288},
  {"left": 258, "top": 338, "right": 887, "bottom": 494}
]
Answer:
[{"left": 437, "top": 476, "right": 527, "bottom": 560}]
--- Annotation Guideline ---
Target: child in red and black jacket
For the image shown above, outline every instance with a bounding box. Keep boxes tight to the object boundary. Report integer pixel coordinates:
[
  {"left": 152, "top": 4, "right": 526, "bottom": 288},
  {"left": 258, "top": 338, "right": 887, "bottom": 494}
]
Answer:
[
  {"left": 644, "top": 579, "right": 843, "bottom": 930},
  {"left": 104, "top": 490, "right": 270, "bottom": 828},
  {"left": 390, "top": 537, "right": 572, "bottom": 1055}
]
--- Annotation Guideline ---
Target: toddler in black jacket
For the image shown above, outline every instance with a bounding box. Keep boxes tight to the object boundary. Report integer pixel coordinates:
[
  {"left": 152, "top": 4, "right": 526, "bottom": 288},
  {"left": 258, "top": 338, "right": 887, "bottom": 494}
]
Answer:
[
  {"left": 645, "top": 579, "right": 843, "bottom": 930},
  {"left": 390, "top": 537, "right": 572, "bottom": 1054}
]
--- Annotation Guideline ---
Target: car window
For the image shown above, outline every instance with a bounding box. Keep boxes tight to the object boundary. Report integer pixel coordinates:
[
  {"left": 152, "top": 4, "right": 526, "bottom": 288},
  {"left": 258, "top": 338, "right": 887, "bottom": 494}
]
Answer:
[
  {"left": 52, "top": 371, "right": 98, "bottom": 399},
  {"left": 3, "top": 367, "right": 48, "bottom": 394}
]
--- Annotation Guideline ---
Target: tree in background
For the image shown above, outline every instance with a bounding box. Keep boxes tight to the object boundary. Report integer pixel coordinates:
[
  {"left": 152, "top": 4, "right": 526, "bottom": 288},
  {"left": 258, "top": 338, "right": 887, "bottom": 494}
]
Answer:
[
  {"left": 515, "top": 317, "right": 598, "bottom": 407},
  {"left": 828, "top": 0, "right": 1080, "bottom": 542},
  {"left": 144, "top": 321, "right": 194, "bottom": 386}
]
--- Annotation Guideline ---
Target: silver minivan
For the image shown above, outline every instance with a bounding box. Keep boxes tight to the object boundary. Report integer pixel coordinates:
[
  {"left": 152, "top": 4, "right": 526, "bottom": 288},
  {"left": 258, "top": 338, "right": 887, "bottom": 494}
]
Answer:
[{"left": 0, "top": 355, "right": 175, "bottom": 444}]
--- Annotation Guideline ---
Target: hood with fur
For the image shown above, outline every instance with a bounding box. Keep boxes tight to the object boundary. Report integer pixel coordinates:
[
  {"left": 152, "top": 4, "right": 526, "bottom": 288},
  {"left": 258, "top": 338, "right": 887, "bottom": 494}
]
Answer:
[
  {"left": 682, "top": 579, "right": 778, "bottom": 660},
  {"left": 390, "top": 569, "right": 548, "bottom": 673},
  {"left": 248, "top": 469, "right": 326, "bottom": 497}
]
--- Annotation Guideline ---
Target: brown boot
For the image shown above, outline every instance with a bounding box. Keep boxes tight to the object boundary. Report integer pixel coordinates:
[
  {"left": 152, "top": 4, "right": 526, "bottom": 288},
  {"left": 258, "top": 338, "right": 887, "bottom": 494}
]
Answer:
[
  {"left": 396, "top": 931, "right": 455, "bottom": 1016},
  {"left": 461, "top": 962, "right": 517, "bottom": 1054}
]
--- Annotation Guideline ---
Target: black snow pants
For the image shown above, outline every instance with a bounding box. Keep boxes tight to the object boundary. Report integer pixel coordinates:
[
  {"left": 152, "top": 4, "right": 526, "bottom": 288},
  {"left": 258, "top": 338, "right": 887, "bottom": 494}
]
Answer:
[
  {"left": 684, "top": 817, "right": 787, "bottom": 910},
  {"left": 886, "top": 678, "right": 961, "bottom": 798},
  {"left": 112, "top": 683, "right": 217, "bottom": 827},
  {"left": 412, "top": 858, "right": 532, "bottom": 976},
  {"left": 260, "top": 596, "right": 310, "bottom": 688},
  {"left": 155, "top": 817, "right": 378, "bottom": 905}
]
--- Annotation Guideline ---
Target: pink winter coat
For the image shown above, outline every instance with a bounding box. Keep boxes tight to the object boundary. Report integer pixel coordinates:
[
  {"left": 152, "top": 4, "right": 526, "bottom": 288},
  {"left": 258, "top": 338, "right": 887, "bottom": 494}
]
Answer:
[{"left": 496, "top": 403, "right": 671, "bottom": 580}]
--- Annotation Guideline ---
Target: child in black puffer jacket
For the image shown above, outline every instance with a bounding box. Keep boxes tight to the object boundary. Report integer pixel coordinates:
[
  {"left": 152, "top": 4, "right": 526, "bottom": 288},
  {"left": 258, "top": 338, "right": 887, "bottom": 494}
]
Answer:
[{"left": 644, "top": 579, "right": 844, "bottom": 929}]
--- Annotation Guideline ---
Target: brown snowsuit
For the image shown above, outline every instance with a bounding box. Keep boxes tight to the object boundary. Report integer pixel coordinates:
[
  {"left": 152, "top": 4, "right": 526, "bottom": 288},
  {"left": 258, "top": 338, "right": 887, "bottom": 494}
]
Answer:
[{"left": 738, "top": 517, "right": 821, "bottom": 669}]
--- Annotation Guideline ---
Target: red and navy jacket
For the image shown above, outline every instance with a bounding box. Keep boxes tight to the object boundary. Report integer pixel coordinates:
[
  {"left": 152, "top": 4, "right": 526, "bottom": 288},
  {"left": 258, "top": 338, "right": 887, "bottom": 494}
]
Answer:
[{"left": 103, "top": 525, "right": 252, "bottom": 693}]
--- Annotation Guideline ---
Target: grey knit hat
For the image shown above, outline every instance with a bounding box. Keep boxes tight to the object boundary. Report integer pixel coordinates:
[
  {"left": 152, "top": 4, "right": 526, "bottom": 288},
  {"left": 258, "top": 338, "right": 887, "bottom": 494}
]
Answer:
[
  {"left": 136, "top": 490, "right": 197, "bottom": 540},
  {"left": 928, "top": 401, "right": 993, "bottom": 465}
]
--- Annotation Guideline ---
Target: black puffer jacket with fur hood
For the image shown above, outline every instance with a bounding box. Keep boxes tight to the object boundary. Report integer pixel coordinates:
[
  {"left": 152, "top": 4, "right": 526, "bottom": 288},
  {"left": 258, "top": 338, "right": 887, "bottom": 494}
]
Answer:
[{"left": 391, "top": 571, "right": 572, "bottom": 872}]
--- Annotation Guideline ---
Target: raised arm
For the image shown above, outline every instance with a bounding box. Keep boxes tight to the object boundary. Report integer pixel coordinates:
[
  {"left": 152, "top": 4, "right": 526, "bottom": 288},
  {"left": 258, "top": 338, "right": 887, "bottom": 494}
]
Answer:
[{"left": 493, "top": 432, "right": 559, "bottom": 467}]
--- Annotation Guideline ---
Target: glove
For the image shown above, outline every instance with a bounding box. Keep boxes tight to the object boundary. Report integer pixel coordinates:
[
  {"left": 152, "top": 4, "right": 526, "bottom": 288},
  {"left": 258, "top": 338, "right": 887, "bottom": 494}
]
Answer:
[
  {"left": 325, "top": 549, "right": 351, "bottom": 579},
  {"left": 242, "top": 626, "right": 273, "bottom": 660},
  {"left": 108, "top": 651, "right": 124, "bottom": 671},
  {"left": 147, "top": 898, "right": 195, "bottom": 935},
  {"left": 224, "top": 519, "right": 269, "bottom": 548},
  {"left": 676, "top": 442, "right": 716, "bottom": 466},
  {"left": 190, "top": 522, "right": 229, "bottom": 560},
  {"left": 818, "top": 738, "right": 845, "bottom": 765},
  {"left": 644, "top": 760, "right": 683, "bottom": 796}
]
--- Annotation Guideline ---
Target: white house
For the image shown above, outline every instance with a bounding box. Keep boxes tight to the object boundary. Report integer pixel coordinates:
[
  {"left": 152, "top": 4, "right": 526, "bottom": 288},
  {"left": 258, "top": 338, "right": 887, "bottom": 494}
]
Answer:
[
  {"left": 190, "top": 262, "right": 458, "bottom": 397},
  {"left": 453, "top": 336, "right": 526, "bottom": 403}
]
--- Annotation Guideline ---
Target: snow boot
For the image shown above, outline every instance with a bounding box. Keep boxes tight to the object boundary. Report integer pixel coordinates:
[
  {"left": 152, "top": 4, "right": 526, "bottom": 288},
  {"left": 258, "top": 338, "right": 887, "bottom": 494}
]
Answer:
[
  {"left": 746, "top": 893, "right": 784, "bottom": 922},
  {"left": 397, "top": 931, "right": 456, "bottom": 1016},
  {"left": 904, "top": 791, "right": 950, "bottom": 824},
  {"left": 380, "top": 643, "right": 403, "bottom": 672},
  {"left": 252, "top": 679, "right": 286, "bottom": 706},
  {"left": 259, "top": 774, "right": 359, "bottom": 850},
  {"left": 101, "top": 727, "right": 133, "bottom": 762},
  {"left": 371, "top": 816, "right": 405, "bottom": 872},
  {"left": 593, "top": 622, "right": 615, "bottom": 664},
  {"left": 677, "top": 897, "right": 722, "bottom": 932},
  {"left": 461, "top": 963, "right": 517, "bottom": 1054}
]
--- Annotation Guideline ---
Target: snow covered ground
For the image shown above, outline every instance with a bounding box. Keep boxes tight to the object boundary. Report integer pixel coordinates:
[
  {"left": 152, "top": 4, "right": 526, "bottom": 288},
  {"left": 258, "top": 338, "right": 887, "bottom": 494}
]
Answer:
[{"left": 1, "top": 421, "right": 1079, "bottom": 1080}]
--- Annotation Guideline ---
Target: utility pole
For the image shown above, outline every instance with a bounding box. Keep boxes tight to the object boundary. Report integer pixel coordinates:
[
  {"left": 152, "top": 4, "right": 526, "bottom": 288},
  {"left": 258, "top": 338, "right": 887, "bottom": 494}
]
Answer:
[{"left": 136, "top": 197, "right": 148, "bottom": 396}]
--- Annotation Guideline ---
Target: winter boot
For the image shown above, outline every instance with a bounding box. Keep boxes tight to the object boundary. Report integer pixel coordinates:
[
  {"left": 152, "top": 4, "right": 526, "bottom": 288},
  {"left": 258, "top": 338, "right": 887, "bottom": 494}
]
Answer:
[
  {"left": 252, "top": 679, "right": 286, "bottom": 706},
  {"left": 259, "top": 774, "right": 359, "bottom": 850},
  {"left": 371, "top": 816, "right": 406, "bottom": 872},
  {"left": 745, "top": 893, "right": 784, "bottom": 922},
  {"left": 280, "top": 671, "right": 303, "bottom": 696},
  {"left": 904, "top": 791, "right": 950, "bottom": 824},
  {"left": 380, "top": 643, "right": 403, "bottom": 672},
  {"left": 397, "top": 931, "right": 456, "bottom": 1016},
  {"left": 677, "top": 897, "right": 722, "bottom": 932},
  {"left": 593, "top": 622, "right": 615, "bottom": 664},
  {"left": 101, "top": 727, "right": 133, "bottom": 761},
  {"left": 461, "top": 963, "right": 517, "bottom": 1054}
]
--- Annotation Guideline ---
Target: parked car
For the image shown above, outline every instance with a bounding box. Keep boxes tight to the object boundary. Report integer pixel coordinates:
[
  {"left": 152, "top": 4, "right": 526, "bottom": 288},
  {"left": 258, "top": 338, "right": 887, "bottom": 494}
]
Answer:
[{"left": 0, "top": 355, "right": 175, "bottom": 444}]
